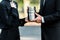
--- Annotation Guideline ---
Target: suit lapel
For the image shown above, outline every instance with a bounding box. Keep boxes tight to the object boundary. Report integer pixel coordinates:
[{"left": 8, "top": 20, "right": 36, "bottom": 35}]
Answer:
[
  {"left": 40, "top": 0, "right": 44, "bottom": 8},
  {"left": 40, "top": 0, "right": 46, "bottom": 9}
]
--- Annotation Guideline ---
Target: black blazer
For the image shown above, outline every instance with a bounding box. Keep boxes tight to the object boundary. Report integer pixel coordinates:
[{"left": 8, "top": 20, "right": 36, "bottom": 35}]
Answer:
[
  {"left": 0, "top": 1, "right": 25, "bottom": 29},
  {"left": 0, "top": 3, "right": 6, "bottom": 29},
  {"left": 39, "top": 0, "right": 60, "bottom": 40}
]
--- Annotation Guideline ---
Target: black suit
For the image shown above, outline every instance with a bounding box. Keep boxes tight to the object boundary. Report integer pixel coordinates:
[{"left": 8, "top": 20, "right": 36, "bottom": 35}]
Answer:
[
  {"left": 0, "top": 0, "right": 25, "bottom": 40},
  {"left": 39, "top": 0, "right": 60, "bottom": 40}
]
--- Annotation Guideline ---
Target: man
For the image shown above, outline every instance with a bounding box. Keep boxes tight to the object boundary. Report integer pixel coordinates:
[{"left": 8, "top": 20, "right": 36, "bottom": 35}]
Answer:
[
  {"left": 26, "top": 0, "right": 60, "bottom": 40},
  {"left": 0, "top": 0, "right": 25, "bottom": 40}
]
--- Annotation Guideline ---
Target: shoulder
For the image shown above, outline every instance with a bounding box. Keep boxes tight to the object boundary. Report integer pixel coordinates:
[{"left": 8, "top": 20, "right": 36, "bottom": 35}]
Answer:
[{"left": 0, "top": 1, "right": 6, "bottom": 7}]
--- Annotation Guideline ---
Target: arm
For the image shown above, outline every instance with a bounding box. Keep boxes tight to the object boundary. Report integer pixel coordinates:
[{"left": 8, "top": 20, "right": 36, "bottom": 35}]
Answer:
[
  {"left": 11, "top": 1, "right": 26, "bottom": 26},
  {"left": 43, "top": 0, "right": 60, "bottom": 23},
  {"left": 33, "top": 0, "right": 60, "bottom": 23}
]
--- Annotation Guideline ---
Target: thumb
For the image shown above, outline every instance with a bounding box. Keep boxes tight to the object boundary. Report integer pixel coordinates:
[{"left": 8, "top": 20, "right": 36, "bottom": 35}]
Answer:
[{"left": 31, "top": 17, "right": 38, "bottom": 22}]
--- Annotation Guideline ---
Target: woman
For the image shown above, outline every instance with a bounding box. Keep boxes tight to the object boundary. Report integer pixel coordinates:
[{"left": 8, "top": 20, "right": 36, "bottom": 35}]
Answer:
[{"left": 0, "top": 0, "right": 25, "bottom": 40}]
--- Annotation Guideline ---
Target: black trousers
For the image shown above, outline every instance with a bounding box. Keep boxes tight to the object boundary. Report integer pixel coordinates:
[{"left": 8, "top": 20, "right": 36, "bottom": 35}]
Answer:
[{"left": 0, "top": 27, "right": 20, "bottom": 40}]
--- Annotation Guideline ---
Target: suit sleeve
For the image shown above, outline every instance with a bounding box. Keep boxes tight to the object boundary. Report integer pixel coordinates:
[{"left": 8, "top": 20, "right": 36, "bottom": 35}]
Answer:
[
  {"left": 11, "top": 2, "right": 26, "bottom": 26},
  {"left": 43, "top": 0, "right": 60, "bottom": 23}
]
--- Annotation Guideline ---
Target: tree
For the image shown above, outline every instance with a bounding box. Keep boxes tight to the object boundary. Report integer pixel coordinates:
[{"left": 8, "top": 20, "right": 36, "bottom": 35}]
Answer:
[{"left": 30, "top": 0, "right": 39, "bottom": 4}]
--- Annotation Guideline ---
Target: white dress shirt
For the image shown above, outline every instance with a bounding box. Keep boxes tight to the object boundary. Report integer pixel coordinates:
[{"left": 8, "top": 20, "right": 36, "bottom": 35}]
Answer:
[
  {"left": 42, "top": 17, "right": 45, "bottom": 23},
  {"left": 10, "top": 1, "right": 17, "bottom": 8},
  {"left": 0, "top": 29, "right": 2, "bottom": 34},
  {"left": 43, "top": 0, "right": 45, "bottom": 6}
]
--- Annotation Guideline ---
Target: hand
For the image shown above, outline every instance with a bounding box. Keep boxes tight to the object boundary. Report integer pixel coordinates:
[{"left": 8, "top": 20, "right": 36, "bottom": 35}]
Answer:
[
  {"left": 25, "top": 17, "right": 29, "bottom": 22},
  {"left": 10, "top": 2, "right": 16, "bottom": 8},
  {"left": 32, "top": 13, "right": 42, "bottom": 23}
]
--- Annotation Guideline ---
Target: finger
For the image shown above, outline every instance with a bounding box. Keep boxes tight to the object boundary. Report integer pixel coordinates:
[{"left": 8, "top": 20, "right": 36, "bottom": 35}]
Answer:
[
  {"left": 25, "top": 19, "right": 29, "bottom": 22},
  {"left": 31, "top": 18, "right": 37, "bottom": 22},
  {"left": 35, "top": 13, "right": 40, "bottom": 16}
]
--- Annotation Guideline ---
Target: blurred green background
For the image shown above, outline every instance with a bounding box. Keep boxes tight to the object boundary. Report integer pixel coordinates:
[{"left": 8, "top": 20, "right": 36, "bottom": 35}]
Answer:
[
  {"left": 14, "top": 0, "right": 40, "bottom": 19},
  {"left": 15, "top": 0, "right": 40, "bottom": 7}
]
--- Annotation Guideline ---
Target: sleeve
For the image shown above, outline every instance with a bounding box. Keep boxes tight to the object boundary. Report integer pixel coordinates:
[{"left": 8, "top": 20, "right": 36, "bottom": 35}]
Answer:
[
  {"left": 11, "top": 2, "right": 26, "bottom": 26},
  {"left": 11, "top": 1, "right": 19, "bottom": 18},
  {"left": 43, "top": 0, "right": 60, "bottom": 23}
]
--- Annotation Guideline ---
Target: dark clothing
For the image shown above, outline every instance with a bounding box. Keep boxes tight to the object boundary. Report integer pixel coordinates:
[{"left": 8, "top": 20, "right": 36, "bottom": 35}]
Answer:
[
  {"left": 3, "top": 0, "right": 12, "bottom": 2},
  {"left": 0, "top": 0, "right": 19, "bottom": 29},
  {"left": 0, "top": 4, "right": 7, "bottom": 29},
  {"left": 0, "top": 0, "right": 25, "bottom": 40},
  {"left": 0, "top": 27, "right": 20, "bottom": 40},
  {"left": 0, "top": 0, "right": 25, "bottom": 29},
  {"left": 39, "top": 0, "right": 60, "bottom": 40}
]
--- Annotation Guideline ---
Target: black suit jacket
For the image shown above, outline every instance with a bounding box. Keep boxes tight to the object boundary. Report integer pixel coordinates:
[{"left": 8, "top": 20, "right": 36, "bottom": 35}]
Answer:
[
  {"left": 39, "top": 0, "right": 60, "bottom": 40},
  {"left": 0, "top": 3, "right": 6, "bottom": 29},
  {"left": 0, "top": 1, "right": 25, "bottom": 29}
]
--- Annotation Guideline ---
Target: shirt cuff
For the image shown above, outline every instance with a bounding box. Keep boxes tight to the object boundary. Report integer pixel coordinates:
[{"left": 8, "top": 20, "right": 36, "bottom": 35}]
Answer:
[
  {"left": 42, "top": 17, "right": 45, "bottom": 23},
  {"left": 0, "top": 29, "right": 2, "bottom": 34}
]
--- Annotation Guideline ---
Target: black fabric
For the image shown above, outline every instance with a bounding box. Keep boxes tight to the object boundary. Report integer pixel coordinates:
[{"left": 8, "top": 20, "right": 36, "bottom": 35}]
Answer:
[
  {"left": 0, "top": 0, "right": 24, "bottom": 40},
  {"left": 0, "top": 0, "right": 25, "bottom": 29},
  {"left": 0, "top": 3, "right": 8, "bottom": 29},
  {"left": 0, "top": 1, "right": 18, "bottom": 28},
  {"left": 40, "top": 0, "right": 45, "bottom": 9},
  {"left": 0, "top": 27, "right": 20, "bottom": 40},
  {"left": 3, "top": 0, "right": 12, "bottom": 2},
  {"left": 39, "top": 0, "right": 60, "bottom": 40}
]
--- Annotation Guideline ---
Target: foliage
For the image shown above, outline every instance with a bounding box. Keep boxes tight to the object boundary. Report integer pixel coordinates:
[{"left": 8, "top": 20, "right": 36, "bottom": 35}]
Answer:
[{"left": 30, "top": 0, "right": 39, "bottom": 4}]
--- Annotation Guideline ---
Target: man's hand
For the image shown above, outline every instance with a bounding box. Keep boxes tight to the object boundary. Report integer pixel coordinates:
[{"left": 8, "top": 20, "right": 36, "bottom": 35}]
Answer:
[
  {"left": 32, "top": 13, "right": 42, "bottom": 23},
  {"left": 25, "top": 13, "right": 42, "bottom": 23},
  {"left": 25, "top": 17, "right": 29, "bottom": 22}
]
